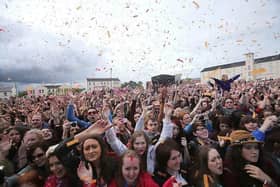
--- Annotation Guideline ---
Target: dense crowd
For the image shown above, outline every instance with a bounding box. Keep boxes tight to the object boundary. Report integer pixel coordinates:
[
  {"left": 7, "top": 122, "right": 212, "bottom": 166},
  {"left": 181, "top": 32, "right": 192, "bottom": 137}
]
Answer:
[{"left": 0, "top": 75, "right": 279, "bottom": 187}]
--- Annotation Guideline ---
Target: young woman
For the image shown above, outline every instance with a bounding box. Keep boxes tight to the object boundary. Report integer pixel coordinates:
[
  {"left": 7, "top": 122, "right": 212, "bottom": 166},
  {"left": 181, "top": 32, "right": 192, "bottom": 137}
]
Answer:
[
  {"left": 105, "top": 103, "right": 174, "bottom": 174},
  {"left": 5, "top": 143, "right": 49, "bottom": 187},
  {"left": 193, "top": 146, "right": 223, "bottom": 187},
  {"left": 109, "top": 150, "right": 159, "bottom": 187},
  {"left": 54, "top": 120, "right": 116, "bottom": 187},
  {"left": 223, "top": 130, "right": 279, "bottom": 187},
  {"left": 44, "top": 152, "right": 80, "bottom": 187},
  {"left": 153, "top": 138, "right": 191, "bottom": 187}
]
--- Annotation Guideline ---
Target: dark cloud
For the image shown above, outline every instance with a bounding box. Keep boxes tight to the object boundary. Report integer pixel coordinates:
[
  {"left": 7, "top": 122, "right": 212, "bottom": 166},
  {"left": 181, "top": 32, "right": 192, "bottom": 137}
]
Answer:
[{"left": 0, "top": 17, "right": 101, "bottom": 83}]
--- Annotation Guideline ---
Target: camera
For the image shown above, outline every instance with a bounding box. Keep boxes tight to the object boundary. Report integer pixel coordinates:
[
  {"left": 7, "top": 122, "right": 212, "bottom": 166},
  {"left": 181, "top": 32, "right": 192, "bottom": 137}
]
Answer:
[
  {"left": 0, "top": 165, "right": 4, "bottom": 185},
  {"left": 71, "top": 121, "right": 77, "bottom": 127}
]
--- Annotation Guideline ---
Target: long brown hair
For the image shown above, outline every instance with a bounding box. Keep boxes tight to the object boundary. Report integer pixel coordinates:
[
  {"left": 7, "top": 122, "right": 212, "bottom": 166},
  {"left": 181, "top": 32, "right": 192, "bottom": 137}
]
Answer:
[
  {"left": 129, "top": 131, "right": 149, "bottom": 171},
  {"left": 115, "top": 150, "right": 142, "bottom": 186},
  {"left": 195, "top": 145, "right": 221, "bottom": 187}
]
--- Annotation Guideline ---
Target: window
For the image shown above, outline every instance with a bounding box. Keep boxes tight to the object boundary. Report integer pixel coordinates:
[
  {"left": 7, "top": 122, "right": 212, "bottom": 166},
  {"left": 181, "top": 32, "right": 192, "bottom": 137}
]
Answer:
[
  {"left": 4, "top": 92, "right": 7, "bottom": 96},
  {"left": 248, "top": 65, "right": 251, "bottom": 70}
]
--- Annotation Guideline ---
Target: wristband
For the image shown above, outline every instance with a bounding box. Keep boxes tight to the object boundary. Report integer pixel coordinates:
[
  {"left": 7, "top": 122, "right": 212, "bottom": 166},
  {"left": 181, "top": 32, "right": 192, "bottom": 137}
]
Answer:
[{"left": 66, "top": 138, "right": 79, "bottom": 147}]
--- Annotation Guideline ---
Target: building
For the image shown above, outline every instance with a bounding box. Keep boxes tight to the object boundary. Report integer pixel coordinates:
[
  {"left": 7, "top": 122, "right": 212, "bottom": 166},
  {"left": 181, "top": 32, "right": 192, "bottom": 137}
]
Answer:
[
  {"left": 200, "top": 53, "right": 280, "bottom": 83},
  {"left": 26, "top": 84, "right": 74, "bottom": 97},
  {"left": 0, "top": 86, "right": 17, "bottom": 99},
  {"left": 26, "top": 85, "right": 48, "bottom": 97},
  {"left": 86, "top": 78, "right": 121, "bottom": 91}
]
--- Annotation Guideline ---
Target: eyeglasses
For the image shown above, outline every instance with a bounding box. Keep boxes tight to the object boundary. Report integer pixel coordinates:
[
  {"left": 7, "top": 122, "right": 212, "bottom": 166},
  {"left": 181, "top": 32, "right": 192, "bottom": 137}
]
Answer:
[{"left": 32, "top": 153, "right": 44, "bottom": 160}]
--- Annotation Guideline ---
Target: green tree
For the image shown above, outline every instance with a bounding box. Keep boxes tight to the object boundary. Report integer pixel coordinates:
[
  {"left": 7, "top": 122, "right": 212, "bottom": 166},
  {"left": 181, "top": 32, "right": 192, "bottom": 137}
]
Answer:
[
  {"left": 18, "top": 91, "right": 27, "bottom": 97},
  {"left": 121, "top": 81, "right": 143, "bottom": 89}
]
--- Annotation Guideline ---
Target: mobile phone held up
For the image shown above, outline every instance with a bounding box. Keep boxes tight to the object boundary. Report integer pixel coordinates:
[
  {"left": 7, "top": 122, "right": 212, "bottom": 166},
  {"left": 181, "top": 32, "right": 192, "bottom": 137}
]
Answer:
[{"left": 71, "top": 121, "right": 77, "bottom": 127}]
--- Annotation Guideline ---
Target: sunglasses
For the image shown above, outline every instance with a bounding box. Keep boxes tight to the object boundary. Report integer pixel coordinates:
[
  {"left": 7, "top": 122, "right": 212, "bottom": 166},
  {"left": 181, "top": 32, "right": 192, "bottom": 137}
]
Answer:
[{"left": 88, "top": 111, "right": 97, "bottom": 115}]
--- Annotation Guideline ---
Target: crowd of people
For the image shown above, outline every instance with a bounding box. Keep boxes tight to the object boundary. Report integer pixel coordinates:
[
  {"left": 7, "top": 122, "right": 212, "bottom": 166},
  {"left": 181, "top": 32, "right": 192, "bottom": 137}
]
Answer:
[{"left": 0, "top": 75, "right": 280, "bottom": 187}]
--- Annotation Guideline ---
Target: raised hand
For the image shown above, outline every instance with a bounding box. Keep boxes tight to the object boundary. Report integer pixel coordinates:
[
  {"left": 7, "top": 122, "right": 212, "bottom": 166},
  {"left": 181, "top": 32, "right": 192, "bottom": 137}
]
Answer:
[
  {"left": 86, "top": 120, "right": 114, "bottom": 136},
  {"left": 77, "top": 161, "right": 93, "bottom": 184},
  {"left": 244, "top": 164, "right": 273, "bottom": 184},
  {"left": 0, "top": 137, "right": 12, "bottom": 157},
  {"left": 102, "top": 104, "right": 111, "bottom": 120},
  {"left": 164, "top": 103, "right": 173, "bottom": 118}
]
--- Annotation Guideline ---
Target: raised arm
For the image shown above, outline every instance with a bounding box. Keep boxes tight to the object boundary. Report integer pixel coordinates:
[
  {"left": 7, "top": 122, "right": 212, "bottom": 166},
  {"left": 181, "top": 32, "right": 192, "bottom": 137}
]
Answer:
[
  {"left": 102, "top": 104, "right": 127, "bottom": 156},
  {"left": 66, "top": 103, "right": 90, "bottom": 128}
]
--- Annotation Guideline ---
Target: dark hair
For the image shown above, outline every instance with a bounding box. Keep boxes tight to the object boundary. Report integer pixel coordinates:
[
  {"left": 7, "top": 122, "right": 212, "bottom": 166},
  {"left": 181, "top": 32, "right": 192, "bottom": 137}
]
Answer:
[
  {"left": 195, "top": 146, "right": 221, "bottom": 187},
  {"left": 26, "top": 142, "right": 48, "bottom": 164},
  {"left": 225, "top": 143, "right": 263, "bottom": 171},
  {"left": 239, "top": 115, "right": 258, "bottom": 130},
  {"left": 197, "top": 146, "right": 212, "bottom": 175},
  {"left": 218, "top": 116, "right": 232, "bottom": 128},
  {"left": 81, "top": 135, "right": 115, "bottom": 184},
  {"left": 192, "top": 120, "right": 206, "bottom": 132},
  {"left": 155, "top": 138, "right": 181, "bottom": 171},
  {"left": 224, "top": 143, "right": 265, "bottom": 186}
]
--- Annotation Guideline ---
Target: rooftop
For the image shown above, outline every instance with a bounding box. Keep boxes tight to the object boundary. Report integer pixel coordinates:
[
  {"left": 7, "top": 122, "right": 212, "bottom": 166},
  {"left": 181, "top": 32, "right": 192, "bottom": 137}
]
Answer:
[
  {"left": 0, "top": 86, "right": 13, "bottom": 92},
  {"left": 87, "top": 78, "right": 120, "bottom": 81},
  {"left": 201, "top": 53, "right": 280, "bottom": 72}
]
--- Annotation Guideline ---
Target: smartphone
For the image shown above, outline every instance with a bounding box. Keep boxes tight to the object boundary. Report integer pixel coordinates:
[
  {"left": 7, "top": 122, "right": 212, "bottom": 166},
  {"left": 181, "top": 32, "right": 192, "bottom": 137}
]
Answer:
[{"left": 71, "top": 121, "right": 77, "bottom": 127}]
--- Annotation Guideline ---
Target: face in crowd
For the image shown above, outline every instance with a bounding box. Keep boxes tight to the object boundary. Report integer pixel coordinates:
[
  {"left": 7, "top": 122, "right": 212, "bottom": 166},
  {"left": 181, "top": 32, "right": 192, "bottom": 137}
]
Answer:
[
  {"left": 132, "top": 134, "right": 147, "bottom": 156},
  {"left": 41, "top": 128, "right": 53, "bottom": 140},
  {"left": 166, "top": 149, "right": 182, "bottom": 172},
  {"left": 87, "top": 109, "right": 100, "bottom": 123},
  {"left": 182, "top": 113, "right": 192, "bottom": 126},
  {"left": 24, "top": 131, "right": 42, "bottom": 149},
  {"left": 32, "top": 147, "right": 47, "bottom": 167},
  {"left": 241, "top": 143, "right": 260, "bottom": 163},
  {"left": 122, "top": 154, "right": 141, "bottom": 185},
  {"left": 224, "top": 98, "right": 234, "bottom": 109},
  {"left": 48, "top": 155, "right": 66, "bottom": 178},
  {"left": 244, "top": 122, "right": 258, "bottom": 132},
  {"left": 83, "top": 138, "right": 102, "bottom": 163},
  {"left": 8, "top": 129, "right": 21, "bottom": 145},
  {"left": 207, "top": 148, "right": 223, "bottom": 176},
  {"left": 193, "top": 124, "right": 209, "bottom": 140},
  {"left": 31, "top": 114, "right": 43, "bottom": 129},
  {"left": 146, "top": 119, "right": 158, "bottom": 134}
]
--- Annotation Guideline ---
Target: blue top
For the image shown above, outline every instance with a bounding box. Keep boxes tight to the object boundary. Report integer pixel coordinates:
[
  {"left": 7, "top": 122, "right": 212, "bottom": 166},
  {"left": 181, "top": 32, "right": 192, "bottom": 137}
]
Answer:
[{"left": 66, "top": 104, "right": 90, "bottom": 128}]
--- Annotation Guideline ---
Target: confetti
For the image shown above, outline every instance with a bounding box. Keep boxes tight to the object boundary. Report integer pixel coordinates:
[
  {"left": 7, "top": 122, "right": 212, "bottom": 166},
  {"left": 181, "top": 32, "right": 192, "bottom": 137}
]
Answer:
[
  {"left": 76, "top": 5, "right": 81, "bottom": 10},
  {"left": 0, "top": 28, "right": 5, "bottom": 32},
  {"left": 177, "top": 58, "right": 184, "bottom": 63},
  {"left": 192, "top": 1, "right": 200, "bottom": 9},
  {"left": 107, "top": 31, "right": 111, "bottom": 38},
  {"left": 204, "top": 41, "right": 209, "bottom": 48}
]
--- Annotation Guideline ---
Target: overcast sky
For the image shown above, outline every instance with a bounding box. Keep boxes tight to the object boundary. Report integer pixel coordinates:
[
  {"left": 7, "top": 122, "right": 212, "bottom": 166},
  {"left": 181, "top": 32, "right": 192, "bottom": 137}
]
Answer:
[{"left": 0, "top": 0, "right": 279, "bottom": 84}]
